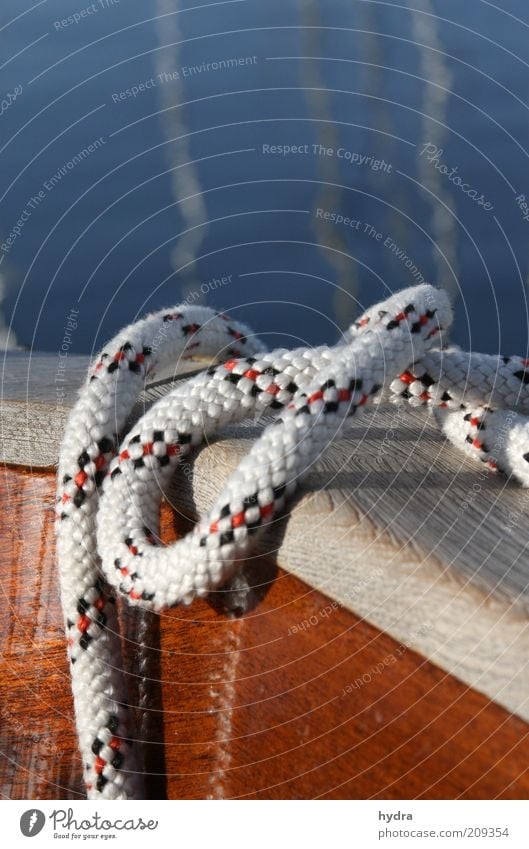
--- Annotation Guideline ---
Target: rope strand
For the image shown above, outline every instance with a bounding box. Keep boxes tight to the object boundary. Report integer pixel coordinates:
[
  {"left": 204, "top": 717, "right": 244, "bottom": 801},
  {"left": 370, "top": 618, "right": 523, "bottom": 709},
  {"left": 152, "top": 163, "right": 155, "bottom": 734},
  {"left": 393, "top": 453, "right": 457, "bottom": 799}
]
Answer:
[{"left": 56, "top": 284, "right": 529, "bottom": 799}]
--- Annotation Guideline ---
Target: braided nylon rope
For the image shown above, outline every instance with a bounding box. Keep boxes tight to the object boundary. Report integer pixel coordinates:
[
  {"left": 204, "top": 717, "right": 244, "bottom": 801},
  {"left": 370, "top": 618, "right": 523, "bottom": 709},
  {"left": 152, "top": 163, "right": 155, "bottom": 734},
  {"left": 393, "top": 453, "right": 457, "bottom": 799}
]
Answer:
[{"left": 56, "top": 284, "right": 529, "bottom": 799}]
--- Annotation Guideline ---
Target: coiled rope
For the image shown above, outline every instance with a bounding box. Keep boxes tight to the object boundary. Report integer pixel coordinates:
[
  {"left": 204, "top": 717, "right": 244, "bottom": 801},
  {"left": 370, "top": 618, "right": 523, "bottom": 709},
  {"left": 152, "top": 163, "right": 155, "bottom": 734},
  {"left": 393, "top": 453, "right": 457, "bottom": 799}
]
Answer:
[{"left": 56, "top": 284, "right": 529, "bottom": 799}]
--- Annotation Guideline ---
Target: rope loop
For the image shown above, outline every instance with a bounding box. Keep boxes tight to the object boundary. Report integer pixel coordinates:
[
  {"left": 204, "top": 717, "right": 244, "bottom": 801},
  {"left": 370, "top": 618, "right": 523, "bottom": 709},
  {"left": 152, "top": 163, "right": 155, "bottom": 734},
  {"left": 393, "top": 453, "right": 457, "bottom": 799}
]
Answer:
[{"left": 56, "top": 285, "right": 529, "bottom": 798}]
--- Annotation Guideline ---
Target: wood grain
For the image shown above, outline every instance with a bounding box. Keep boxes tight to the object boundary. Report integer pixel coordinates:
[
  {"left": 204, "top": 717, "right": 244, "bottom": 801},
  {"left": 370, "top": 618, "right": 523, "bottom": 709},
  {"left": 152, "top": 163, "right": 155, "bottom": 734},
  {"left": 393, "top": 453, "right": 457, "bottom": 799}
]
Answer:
[
  {"left": 0, "top": 354, "right": 203, "bottom": 467},
  {"left": 1, "top": 466, "right": 528, "bottom": 800},
  {"left": 2, "top": 353, "right": 529, "bottom": 722},
  {"left": 167, "top": 411, "right": 529, "bottom": 723}
]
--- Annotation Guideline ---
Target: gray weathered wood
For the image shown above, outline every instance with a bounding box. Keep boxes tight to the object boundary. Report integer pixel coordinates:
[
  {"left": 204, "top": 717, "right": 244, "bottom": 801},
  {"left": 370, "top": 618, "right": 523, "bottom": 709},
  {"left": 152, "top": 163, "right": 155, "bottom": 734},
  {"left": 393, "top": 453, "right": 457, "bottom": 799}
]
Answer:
[
  {"left": 0, "top": 353, "right": 202, "bottom": 467},
  {"left": 1, "top": 352, "right": 94, "bottom": 404},
  {"left": 171, "top": 411, "right": 529, "bottom": 721},
  {"left": 2, "top": 353, "right": 528, "bottom": 721}
]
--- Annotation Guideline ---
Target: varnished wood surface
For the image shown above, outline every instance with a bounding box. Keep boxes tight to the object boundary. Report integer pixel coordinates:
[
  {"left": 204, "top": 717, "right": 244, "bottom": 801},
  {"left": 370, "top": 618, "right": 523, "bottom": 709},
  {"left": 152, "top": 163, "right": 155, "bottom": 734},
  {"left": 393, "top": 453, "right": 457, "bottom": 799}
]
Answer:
[
  {"left": 3, "top": 352, "right": 529, "bottom": 725},
  {"left": 2, "top": 354, "right": 529, "bottom": 723},
  {"left": 1, "top": 465, "right": 528, "bottom": 800},
  {"left": 170, "top": 413, "right": 529, "bottom": 722}
]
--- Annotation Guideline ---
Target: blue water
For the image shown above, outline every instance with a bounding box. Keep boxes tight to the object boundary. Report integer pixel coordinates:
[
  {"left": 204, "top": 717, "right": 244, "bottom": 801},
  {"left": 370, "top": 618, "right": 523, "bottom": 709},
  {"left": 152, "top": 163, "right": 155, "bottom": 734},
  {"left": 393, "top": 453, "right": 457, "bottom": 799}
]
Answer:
[{"left": 1, "top": 0, "right": 529, "bottom": 356}]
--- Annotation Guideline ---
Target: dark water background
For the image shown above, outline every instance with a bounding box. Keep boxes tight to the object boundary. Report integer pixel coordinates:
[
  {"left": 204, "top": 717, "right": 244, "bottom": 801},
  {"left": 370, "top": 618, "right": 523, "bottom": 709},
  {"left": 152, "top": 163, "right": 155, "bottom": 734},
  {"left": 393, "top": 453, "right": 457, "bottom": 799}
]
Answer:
[{"left": 1, "top": 0, "right": 529, "bottom": 357}]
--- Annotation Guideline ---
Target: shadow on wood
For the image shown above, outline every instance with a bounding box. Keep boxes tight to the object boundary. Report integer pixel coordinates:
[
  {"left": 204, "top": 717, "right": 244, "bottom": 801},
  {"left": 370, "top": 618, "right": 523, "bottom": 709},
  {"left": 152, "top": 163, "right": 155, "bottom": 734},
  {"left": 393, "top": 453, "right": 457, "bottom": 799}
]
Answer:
[{"left": 1, "top": 465, "right": 528, "bottom": 799}]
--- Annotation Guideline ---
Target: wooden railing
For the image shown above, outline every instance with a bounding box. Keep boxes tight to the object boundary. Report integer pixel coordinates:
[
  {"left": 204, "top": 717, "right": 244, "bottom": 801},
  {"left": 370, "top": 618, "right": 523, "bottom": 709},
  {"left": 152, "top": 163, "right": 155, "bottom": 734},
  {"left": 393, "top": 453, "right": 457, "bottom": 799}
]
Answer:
[{"left": 1, "top": 352, "right": 528, "bottom": 799}]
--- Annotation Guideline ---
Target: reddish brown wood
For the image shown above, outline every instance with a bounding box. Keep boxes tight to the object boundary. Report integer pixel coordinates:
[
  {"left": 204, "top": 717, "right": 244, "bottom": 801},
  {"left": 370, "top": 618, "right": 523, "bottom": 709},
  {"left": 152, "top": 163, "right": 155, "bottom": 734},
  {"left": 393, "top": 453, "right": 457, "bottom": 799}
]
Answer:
[{"left": 1, "top": 465, "right": 528, "bottom": 799}]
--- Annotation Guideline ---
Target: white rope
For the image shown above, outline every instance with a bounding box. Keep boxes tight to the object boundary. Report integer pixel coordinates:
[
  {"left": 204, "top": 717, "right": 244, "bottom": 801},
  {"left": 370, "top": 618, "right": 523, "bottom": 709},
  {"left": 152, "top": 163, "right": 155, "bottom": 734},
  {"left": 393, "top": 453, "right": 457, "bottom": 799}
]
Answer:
[{"left": 56, "top": 284, "right": 529, "bottom": 799}]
